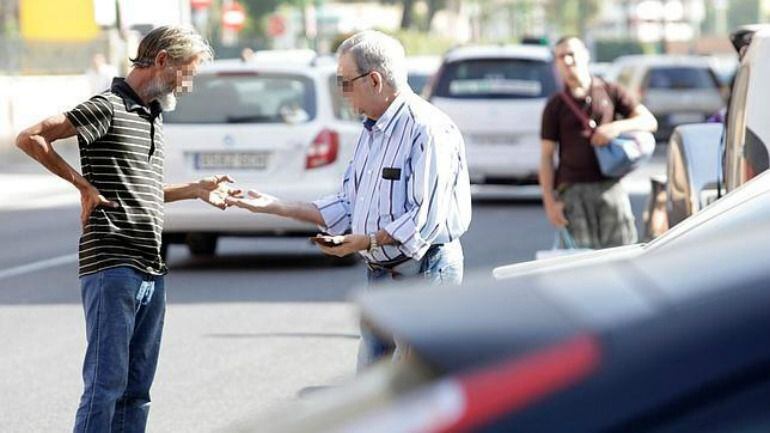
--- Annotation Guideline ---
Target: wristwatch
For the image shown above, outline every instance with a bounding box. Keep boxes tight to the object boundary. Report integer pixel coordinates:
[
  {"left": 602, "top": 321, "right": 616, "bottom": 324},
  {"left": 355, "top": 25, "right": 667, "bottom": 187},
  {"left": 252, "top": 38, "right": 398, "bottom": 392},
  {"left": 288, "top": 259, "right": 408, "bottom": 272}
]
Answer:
[{"left": 368, "top": 233, "right": 379, "bottom": 252}]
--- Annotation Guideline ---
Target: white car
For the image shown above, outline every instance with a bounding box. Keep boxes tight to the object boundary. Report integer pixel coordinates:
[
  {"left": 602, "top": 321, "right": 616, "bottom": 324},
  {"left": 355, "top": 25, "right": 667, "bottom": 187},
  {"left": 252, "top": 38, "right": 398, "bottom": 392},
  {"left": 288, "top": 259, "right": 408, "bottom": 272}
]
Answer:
[
  {"left": 405, "top": 55, "right": 440, "bottom": 97},
  {"left": 605, "top": 55, "right": 725, "bottom": 141},
  {"left": 425, "top": 45, "right": 558, "bottom": 190},
  {"left": 162, "top": 57, "right": 360, "bottom": 256}
]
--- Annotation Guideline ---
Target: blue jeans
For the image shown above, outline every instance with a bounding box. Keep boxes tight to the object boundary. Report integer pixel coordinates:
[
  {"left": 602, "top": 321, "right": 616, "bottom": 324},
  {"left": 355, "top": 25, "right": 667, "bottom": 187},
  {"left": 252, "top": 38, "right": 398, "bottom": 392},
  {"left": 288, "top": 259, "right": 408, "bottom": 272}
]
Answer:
[
  {"left": 357, "top": 240, "right": 464, "bottom": 370},
  {"left": 74, "top": 267, "right": 166, "bottom": 433}
]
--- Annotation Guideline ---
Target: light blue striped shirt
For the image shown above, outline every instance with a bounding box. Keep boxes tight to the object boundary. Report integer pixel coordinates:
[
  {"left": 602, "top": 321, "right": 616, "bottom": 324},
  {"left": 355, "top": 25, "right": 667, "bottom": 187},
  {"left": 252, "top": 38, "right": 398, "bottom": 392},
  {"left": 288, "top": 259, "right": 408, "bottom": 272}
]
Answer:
[{"left": 313, "top": 92, "right": 472, "bottom": 263}]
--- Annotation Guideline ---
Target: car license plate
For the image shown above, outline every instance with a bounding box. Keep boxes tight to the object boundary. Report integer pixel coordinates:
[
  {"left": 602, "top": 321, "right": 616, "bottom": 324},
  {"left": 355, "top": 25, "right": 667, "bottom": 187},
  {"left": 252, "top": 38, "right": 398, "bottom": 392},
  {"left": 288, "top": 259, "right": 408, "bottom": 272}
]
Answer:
[
  {"left": 467, "top": 134, "right": 519, "bottom": 146},
  {"left": 669, "top": 113, "right": 704, "bottom": 125},
  {"left": 194, "top": 152, "right": 269, "bottom": 170}
]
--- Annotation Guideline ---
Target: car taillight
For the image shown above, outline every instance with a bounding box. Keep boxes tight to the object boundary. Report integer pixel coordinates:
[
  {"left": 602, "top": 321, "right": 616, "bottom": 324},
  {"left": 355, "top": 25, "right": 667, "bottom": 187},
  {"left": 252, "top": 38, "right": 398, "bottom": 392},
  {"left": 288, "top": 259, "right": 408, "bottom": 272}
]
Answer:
[
  {"left": 306, "top": 128, "right": 339, "bottom": 169},
  {"left": 333, "top": 334, "right": 601, "bottom": 433}
]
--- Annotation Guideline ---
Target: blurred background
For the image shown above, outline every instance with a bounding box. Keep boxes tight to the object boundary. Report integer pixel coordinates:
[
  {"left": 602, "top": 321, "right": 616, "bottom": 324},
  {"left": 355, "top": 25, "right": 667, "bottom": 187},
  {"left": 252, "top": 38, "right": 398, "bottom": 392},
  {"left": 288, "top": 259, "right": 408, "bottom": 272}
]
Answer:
[{"left": 0, "top": 0, "right": 756, "bottom": 152}]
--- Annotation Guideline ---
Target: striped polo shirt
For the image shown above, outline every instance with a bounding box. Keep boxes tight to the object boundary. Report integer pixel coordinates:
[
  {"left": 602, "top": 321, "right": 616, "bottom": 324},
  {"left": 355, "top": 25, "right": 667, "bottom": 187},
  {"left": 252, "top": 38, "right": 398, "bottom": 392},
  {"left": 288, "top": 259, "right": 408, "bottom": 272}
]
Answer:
[
  {"left": 313, "top": 91, "right": 472, "bottom": 263},
  {"left": 65, "top": 78, "right": 166, "bottom": 277}
]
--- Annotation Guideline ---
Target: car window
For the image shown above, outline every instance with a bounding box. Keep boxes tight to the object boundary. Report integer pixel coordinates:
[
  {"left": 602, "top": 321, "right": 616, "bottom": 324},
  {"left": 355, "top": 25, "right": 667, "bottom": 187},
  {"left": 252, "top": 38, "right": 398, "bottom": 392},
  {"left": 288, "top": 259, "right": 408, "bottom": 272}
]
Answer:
[
  {"left": 328, "top": 74, "right": 360, "bottom": 122},
  {"left": 643, "top": 67, "right": 719, "bottom": 90},
  {"left": 433, "top": 58, "right": 557, "bottom": 99},
  {"left": 408, "top": 73, "right": 431, "bottom": 95},
  {"left": 165, "top": 72, "right": 316, "bottom": 124}
]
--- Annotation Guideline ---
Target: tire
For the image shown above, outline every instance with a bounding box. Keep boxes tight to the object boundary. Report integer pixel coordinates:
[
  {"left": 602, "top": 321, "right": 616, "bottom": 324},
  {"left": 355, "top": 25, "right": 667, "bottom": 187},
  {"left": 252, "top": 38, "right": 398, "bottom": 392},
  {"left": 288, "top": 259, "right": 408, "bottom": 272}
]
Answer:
[{"left": 186, "top": 233, "right": 218, "bottom": 256}]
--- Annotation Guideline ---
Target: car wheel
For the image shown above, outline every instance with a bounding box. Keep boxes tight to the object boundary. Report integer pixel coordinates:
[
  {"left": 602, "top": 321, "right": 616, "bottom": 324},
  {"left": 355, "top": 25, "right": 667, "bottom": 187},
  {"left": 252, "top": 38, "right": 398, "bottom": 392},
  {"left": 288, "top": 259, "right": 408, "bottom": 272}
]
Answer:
[{"left": 186, "top": 233, "right": 218, "bottom": 256}]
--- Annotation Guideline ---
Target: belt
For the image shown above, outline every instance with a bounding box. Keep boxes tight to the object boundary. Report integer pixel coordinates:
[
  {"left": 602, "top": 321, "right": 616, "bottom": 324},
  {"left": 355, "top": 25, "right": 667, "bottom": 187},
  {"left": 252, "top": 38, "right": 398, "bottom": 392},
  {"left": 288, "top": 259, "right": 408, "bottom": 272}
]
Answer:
[
  {"left": 366, "top": 255, "right": 411, "bottom": 272},
  {"left": 365, "top": 244, "right": 443, "bottom": 273}
]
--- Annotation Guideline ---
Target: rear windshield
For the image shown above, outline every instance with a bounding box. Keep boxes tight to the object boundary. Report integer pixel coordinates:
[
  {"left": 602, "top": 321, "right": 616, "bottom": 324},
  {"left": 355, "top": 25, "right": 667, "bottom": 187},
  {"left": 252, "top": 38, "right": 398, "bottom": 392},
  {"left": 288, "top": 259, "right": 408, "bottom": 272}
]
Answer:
[
  {"left": 644, "top": 67, "right": 719, "bottom": 90},
  {"left": 165, "top": 73, "right": 316, "bottom": 124},
  {"left": 433, "top": 58, "right": 557, "bottom": 99}
]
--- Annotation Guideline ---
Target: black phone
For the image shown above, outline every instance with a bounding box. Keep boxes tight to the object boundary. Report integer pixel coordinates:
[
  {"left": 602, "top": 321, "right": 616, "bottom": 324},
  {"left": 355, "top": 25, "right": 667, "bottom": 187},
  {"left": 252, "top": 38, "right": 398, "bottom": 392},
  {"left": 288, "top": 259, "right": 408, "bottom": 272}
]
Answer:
[{"left": 309, "top": 235, "right": 342, "bottom": 247}]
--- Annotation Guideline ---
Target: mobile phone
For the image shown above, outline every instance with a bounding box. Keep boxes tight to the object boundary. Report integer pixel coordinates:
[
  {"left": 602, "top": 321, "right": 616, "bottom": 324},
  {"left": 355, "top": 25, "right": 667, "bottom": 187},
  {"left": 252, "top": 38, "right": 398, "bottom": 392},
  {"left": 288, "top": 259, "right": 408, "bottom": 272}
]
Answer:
[{"left": 309, "top": 235, "right": 343, "bottom": 247}]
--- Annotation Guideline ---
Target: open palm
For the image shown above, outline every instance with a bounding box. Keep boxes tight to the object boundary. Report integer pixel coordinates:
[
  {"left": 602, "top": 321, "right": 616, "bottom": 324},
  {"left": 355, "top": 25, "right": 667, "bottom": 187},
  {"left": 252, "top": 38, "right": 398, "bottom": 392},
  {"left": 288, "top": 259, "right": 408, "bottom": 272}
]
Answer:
[
  {"left": 198, "top": 175, "right": 242, "bottom": 210},
  {"left": 225, "top": 189, "right": 279, "bottom": 213}
]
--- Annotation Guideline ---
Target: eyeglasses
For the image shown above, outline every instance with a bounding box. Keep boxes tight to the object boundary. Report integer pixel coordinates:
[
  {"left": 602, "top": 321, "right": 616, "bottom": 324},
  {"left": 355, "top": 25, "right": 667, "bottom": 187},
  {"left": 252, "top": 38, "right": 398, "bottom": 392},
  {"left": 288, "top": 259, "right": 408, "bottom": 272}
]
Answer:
[{"left": 336, "top": 71, "right": 372, "bottom": 92}]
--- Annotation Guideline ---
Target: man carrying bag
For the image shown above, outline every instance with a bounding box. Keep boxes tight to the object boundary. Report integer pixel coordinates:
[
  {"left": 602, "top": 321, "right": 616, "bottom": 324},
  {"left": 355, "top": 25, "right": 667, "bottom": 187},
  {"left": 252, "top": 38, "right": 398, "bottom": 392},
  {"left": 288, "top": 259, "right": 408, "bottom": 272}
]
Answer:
[{"left": 539, "top": 36, "right": 658, "bottom": 249}]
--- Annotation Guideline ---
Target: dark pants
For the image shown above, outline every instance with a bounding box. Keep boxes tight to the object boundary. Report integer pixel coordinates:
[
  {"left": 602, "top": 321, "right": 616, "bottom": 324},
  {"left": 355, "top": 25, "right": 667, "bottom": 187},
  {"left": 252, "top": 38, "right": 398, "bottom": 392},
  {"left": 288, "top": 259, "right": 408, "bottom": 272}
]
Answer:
[{"left": 74, "top": 267, "right": 166, "bottom": 433}]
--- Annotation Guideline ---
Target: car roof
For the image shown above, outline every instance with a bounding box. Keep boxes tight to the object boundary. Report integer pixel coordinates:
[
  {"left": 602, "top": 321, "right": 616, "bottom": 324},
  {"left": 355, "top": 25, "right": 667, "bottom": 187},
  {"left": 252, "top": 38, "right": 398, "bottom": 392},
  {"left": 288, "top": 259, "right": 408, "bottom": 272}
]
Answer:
[
  {"left": 357, "top": 223, "right": 770, "bottom": 428},
  {"left": 442, "top": 44, "right": 552, "bottom": 63},
  {"left": 199, "top": 55, "right": 337, "bottom": 76},
  {"left": 357, "top": 215, "right": 770, "bottom": 370},
  {"left": 612, "top": 54, "right": 716, "bottom": 69}
]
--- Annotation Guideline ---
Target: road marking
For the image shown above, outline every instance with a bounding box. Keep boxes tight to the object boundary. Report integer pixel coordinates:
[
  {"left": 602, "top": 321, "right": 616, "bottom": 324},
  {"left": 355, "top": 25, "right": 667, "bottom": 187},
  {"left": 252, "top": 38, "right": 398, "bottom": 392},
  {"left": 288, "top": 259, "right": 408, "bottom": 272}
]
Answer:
[{"left": 0, "top": 254, "right": 78, "bottom": 281}]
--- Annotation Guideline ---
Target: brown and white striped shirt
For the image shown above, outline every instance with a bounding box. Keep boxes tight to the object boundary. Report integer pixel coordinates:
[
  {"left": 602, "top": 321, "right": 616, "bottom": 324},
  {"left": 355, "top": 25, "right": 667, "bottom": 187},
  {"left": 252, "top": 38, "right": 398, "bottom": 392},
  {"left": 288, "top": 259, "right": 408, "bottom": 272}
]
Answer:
[{"left": 65, "top": 78, "right": 166, "bottom": 277}]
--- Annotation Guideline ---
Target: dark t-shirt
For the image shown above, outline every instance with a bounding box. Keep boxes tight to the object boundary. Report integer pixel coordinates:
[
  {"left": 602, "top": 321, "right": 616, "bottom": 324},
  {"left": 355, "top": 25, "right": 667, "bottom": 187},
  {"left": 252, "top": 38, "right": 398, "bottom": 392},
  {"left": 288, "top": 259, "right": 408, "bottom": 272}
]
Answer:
[{"left": 541, "top": 78, "right": 638, "bottom": 185}]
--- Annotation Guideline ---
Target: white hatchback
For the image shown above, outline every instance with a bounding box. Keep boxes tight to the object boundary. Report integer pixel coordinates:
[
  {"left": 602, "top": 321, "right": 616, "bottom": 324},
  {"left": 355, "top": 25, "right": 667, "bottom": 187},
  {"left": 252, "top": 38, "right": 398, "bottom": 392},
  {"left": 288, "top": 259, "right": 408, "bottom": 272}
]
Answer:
[
  {"left": 162, "top": 56, "right": 360, "bottom": 256},
  {"left": 426, "top": 45, "right": 558, "bottom": 189}
]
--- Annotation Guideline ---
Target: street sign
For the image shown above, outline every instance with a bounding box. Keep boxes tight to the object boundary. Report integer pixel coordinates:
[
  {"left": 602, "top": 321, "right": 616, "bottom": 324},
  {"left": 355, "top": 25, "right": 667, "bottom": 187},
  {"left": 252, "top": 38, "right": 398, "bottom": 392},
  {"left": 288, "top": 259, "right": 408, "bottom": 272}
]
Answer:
[
  {"left": 190, "top": 0, "right": 212, "bottom": 10},
  {"left": 222, "top": 2, "right": 246, "bottom": 32},
  {"left": 267, "top": 15, "right": 286, "bottom": 38}
]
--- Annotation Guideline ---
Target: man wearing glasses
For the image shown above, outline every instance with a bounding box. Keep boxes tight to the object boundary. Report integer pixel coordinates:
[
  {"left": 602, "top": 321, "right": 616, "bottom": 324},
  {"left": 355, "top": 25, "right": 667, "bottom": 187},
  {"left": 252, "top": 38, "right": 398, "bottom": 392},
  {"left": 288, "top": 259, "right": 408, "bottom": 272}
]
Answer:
[{"left": 226, "top": 30, "right": 472, "bottom": 369}]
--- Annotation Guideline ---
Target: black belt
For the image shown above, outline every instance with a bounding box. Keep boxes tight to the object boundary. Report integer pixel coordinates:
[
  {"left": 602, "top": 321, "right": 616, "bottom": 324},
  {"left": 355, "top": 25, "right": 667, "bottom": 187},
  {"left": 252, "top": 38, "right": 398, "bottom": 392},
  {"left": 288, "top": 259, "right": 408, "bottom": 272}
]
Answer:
[{"left": 366, "top": 244, "right": 443, "bottom": 272}]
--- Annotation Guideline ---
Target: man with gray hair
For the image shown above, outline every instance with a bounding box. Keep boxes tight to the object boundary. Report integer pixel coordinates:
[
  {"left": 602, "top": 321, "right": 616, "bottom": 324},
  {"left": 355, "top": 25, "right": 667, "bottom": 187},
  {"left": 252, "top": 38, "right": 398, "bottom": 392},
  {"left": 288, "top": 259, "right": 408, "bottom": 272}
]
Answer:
[
  {"left": 15, "top": 26, "right": 240, "bottom": 432},
  {"left": 226, "top": 30, "right": 472, "bottom": 369}
]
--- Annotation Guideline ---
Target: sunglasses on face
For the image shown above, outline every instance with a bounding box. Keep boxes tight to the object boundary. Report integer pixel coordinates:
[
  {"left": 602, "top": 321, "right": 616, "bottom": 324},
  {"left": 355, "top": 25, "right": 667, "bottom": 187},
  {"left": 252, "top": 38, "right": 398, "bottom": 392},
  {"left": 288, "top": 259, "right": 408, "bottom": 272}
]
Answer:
[{"left": 336, "top": 71, "right": 372, "bottom": 92}]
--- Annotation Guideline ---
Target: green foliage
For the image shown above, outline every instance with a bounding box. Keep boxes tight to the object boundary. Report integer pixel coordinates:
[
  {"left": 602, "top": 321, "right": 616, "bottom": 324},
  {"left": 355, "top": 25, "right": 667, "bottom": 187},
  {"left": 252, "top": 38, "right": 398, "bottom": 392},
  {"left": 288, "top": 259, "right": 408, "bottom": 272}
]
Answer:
[
  {"left": 594, "top": 40, "right": 655, "bottom": 62},
  {"left": 331, "top": 28, "right": 454, "bottom": 56}
]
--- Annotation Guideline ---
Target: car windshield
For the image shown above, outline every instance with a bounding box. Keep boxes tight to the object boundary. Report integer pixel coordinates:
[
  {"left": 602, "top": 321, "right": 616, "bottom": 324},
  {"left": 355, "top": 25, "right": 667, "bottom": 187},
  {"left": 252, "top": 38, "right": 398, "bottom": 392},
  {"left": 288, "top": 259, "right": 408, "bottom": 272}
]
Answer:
[
  {"left": 408, "top": 73, "right": 431, "bottom": 95},
  {"left": 164, "top": 72, "right": 316, "bottom": 124},
  {"left": 433, "top": 58, "right": 556, "bottom": 99},
  {"left": 644, "top": 67, "right": 719, "bottom": 90}
]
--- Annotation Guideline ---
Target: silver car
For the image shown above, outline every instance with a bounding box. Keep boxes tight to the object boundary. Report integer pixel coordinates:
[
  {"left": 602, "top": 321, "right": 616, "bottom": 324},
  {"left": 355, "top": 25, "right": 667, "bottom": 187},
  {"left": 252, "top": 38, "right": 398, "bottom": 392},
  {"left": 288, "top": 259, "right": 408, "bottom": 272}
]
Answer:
[{"left": 607, "top": 55, "right": 725, "bottom": 141}]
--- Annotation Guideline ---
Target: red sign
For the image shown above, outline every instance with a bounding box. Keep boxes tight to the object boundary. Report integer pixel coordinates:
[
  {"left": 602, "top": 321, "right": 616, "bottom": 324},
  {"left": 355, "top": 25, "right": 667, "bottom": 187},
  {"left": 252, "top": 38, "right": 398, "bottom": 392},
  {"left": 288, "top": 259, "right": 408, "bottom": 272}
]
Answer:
[
  {"left": 190, "top": 0, "right": 212, "bottom": 10},
  {"left": 222, "top": 2, "right": 246, "bottom": 32},
  {"left": 267, "top": 15, "right": 286, "bottom": 38}
]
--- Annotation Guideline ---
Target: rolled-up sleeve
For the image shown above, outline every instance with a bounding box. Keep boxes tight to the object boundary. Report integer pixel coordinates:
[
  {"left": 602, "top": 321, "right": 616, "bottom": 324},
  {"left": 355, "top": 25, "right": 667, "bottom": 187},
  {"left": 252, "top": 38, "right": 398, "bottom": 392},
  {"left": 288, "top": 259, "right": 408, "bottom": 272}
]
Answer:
[
  {"left": 385, "top": 126, "right": 458, "bottom": 259},
  {"left": 312, "top": 161, "right": 353, "bottom": 235}
]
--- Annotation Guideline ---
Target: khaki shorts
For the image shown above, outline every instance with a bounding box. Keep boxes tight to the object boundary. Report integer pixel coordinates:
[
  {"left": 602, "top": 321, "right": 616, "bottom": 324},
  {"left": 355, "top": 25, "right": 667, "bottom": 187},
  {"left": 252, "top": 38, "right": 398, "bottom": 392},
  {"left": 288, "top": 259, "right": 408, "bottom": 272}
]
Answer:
[{"left": 559, "top": 180, "right": 637, "bottom": 249}]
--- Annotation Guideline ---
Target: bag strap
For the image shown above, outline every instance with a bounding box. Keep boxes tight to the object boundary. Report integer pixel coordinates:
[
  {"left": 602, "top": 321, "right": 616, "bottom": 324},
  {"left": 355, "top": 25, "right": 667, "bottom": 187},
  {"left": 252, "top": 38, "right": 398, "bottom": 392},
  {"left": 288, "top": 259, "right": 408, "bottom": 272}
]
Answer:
[
  {"left": 559, "top": 89, "right": 594, "bottom": 132},
  {"left": 558, "top": 228, "right": 578, "bottom": 249}
]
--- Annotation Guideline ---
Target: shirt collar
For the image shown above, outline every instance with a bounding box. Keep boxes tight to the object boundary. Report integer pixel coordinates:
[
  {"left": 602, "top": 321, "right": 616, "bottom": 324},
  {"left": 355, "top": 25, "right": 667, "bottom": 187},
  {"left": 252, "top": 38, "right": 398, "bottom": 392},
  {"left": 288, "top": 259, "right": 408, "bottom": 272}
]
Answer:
[
  {"left": 363, "top": 91, "right": 410, "bottom": 137},
  {"left": 111, "top": 77, "right": 163, "bottom": 118}
]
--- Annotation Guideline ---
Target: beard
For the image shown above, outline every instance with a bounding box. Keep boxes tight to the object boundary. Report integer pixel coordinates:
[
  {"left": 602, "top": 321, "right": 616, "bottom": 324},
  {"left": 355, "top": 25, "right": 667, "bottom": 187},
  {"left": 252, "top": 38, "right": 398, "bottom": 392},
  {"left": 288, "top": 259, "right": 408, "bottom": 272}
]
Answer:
[{"left": 148, "top": 75, "right": 177, "bottom": 112}]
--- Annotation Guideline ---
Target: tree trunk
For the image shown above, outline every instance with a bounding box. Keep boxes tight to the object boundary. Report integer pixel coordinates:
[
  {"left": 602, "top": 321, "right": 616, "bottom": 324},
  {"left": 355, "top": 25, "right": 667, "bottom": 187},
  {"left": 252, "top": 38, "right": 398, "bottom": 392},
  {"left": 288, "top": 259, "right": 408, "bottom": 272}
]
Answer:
[{"left": 400, "top": 0, "right": 415, "bottom": 29}]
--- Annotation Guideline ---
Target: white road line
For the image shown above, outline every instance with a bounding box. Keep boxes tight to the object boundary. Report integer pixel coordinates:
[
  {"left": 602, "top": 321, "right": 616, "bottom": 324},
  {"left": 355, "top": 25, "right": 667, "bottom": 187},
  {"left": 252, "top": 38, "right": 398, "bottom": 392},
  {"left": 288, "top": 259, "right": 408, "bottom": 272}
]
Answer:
[{"left": 0, "top": 254, "right": 78, "bottom": 281}]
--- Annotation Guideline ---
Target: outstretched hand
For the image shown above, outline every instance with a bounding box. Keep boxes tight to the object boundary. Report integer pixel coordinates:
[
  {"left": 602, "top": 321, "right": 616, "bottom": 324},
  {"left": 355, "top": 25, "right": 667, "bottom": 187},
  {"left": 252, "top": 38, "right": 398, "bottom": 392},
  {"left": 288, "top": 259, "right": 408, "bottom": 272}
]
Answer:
[
  {"left": 197, "top": 175, "right": 242, "bottom": 210},
  {"left": 224, "top": 189, "right": 280, "bottom": 214}
]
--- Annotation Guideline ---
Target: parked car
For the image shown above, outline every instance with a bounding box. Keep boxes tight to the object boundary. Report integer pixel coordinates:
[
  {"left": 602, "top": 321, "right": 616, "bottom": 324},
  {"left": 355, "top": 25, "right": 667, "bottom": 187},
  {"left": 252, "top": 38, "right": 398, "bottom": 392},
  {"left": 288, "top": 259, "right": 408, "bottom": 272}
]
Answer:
[
  {"left": 406, "top": 55, "right": 441, "bottom": 97},
  {"left": 162, "top": 56, "right": 360, "bottom": 257},
  {"left": 606, "top": 55, "right": 725, "bottom": 141},
  {"left": 643, "top": 26, "right": 770, "bottom": 236},
  {"left": 494, "top": 167, "right": 770, "bottom": 280},
  {"left": 230, "top": 213, "right": 770, "bottom": 433},
  {"left": 424, "top": 45, "right": 558, "bottom": 188}
]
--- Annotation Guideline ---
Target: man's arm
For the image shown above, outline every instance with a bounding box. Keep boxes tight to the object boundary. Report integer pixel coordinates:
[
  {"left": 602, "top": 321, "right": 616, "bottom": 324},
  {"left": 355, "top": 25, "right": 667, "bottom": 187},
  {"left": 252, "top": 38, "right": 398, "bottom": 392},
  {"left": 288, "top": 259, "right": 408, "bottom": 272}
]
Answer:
[
  {"left": 164, "top": 175, "right": 242, "bottom": 210},
  {"left": 16, "top": 114, "right": 117, "bottom": 227},
  {"left": 592, "top": 104, "right": 658, "bottom": 146},
  {"left": 539, "top": 139, "right": 568, "bottom": 228},
  {"left": 225, "top": 189, "right": 325, "bottom": 226}
]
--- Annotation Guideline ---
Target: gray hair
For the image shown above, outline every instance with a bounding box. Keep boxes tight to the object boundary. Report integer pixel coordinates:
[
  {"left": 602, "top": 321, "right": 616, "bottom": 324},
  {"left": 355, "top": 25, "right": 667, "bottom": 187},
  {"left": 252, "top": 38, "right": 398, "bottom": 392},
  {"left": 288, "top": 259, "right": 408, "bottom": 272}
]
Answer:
[
  {"left": 130, "top": 25, "right": 214, "bottom": 68},
  {"left": 337, "top": 30, "right": 408, "bottom": 91}
]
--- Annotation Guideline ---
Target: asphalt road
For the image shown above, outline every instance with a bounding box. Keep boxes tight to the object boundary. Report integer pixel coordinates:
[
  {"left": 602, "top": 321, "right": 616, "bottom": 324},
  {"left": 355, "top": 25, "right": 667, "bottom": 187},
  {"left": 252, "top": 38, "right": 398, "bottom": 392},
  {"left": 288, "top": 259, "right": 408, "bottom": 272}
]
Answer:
[{"left": 0, "top": 153, "right": 661, "bottom": 433}]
